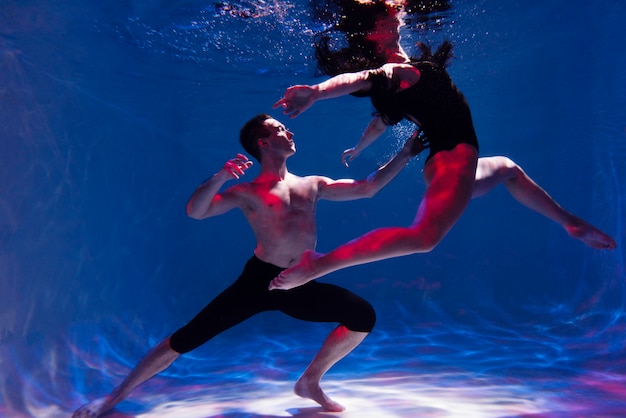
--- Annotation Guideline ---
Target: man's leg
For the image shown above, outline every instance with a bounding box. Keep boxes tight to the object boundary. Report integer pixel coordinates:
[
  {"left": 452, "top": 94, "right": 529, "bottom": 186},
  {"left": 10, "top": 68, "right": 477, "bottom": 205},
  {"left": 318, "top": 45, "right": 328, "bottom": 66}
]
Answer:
[
  {"left": 73, "top": 337, "right": 180, "bottom": 418},
  {"left": 277, "top": 279, "right": 376, "bottom": 412},
  {"left": 73, "top": 256, "right": 268, "bottom": 418},
  {"left": 295, "top": 326, "right": 368, "bottom": 412}
]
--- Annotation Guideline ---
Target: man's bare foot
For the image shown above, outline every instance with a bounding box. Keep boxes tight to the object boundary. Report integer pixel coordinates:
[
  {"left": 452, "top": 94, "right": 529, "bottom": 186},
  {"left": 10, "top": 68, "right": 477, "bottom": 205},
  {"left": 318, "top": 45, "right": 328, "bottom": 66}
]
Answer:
[
  {"left": 294, "top": 377, "right": 345, "bottom": 412},
  {"left": 269, "top": 250, "right": 323, "bottom": 290},
  {"left": 72, "top": 397, "right": 114, "bottom": 418},
  {"left": 565, "top": 218, "right": 617, "bottom": 249}
]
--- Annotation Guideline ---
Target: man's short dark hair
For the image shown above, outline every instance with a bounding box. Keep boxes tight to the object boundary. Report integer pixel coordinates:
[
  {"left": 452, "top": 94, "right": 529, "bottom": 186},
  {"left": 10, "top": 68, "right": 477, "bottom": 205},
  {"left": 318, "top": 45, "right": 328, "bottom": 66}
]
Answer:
[{"left": 239, "top": 113, "right": 272, "bottom": 162}]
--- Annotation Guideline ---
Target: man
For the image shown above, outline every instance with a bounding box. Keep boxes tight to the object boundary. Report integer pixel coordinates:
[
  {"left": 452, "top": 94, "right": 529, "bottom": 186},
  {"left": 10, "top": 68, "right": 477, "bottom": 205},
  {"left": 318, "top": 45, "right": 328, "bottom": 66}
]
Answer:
[{"left": 72, "top": 114, "right": 423, "bottom": 417}]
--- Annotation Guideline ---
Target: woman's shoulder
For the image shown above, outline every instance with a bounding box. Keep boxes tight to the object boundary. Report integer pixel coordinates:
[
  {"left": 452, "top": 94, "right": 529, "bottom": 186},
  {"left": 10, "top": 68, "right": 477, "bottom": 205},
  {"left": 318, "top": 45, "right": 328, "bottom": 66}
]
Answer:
[{"left": 380, "top": 63, "right": 421, "bottom": 91}]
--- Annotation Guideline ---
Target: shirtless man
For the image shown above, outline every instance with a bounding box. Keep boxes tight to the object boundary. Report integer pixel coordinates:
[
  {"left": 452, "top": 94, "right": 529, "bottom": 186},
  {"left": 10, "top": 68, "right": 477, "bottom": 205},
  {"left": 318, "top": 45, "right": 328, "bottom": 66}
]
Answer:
[{"left": 72, "top": 113, "right": 423, "bottom": 417}]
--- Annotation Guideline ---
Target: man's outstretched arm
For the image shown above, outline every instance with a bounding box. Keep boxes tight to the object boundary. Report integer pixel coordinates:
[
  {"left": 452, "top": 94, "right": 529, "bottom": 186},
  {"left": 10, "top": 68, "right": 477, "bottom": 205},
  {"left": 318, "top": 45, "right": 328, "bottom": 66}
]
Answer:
[{"left": 318, "top": 130, "right": 425, "bottom": 202}]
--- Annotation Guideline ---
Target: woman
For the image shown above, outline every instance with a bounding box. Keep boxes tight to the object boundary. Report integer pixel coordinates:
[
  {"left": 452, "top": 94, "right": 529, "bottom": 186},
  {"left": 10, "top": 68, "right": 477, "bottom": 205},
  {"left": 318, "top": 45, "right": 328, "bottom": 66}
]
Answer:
[{"left": 269, "top": 0, "right": 615, "bottom": 291}]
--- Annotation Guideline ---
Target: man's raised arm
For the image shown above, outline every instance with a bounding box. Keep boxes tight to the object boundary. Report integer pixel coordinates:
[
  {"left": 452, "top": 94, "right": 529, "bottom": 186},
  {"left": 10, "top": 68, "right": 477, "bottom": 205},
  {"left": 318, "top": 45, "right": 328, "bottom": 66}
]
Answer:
[{"left": 186, "top": 153, "right": 252, "bottom": 219}]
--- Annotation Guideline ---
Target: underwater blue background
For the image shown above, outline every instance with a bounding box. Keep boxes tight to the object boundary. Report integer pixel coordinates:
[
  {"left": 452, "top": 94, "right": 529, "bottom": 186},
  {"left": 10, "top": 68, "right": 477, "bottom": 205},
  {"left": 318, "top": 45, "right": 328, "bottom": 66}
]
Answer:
[{"left": 1, "top": 0, "right": 625, "bottom": 416}]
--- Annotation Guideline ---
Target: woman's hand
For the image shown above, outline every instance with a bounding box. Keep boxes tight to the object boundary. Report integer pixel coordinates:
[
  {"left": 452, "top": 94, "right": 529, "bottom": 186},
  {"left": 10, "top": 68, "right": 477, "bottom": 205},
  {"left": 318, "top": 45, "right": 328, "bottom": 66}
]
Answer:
[{"left": 273, "top": 85, "right": 319, "bottom": 118}]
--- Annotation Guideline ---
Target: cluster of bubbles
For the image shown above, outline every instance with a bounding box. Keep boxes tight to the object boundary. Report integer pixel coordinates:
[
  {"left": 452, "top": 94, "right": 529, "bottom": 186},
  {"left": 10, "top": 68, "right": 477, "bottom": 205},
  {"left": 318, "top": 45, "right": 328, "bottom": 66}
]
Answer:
[{"left": 92, "top": 0, "right": 457, "bottom": 75}]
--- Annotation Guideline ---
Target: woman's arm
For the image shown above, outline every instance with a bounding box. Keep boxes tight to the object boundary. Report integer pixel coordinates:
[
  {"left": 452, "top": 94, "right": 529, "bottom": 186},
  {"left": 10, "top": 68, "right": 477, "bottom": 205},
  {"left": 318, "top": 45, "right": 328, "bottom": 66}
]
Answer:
[
  {"left": 273, "top": 63, "right": 418, "bottom": 119},
  {"left": 273, "top": 70, "right": 373, "bottom": 118},
  {"left": 342, "top": 115, "right": 388, "bottom": 167}
]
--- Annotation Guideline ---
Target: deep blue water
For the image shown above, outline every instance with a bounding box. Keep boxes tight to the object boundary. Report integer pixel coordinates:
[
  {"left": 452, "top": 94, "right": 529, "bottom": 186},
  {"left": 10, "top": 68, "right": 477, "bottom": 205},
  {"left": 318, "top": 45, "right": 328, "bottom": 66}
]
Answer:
[{"left": 1, "top": 0, "right": 625, "bottom": 417}]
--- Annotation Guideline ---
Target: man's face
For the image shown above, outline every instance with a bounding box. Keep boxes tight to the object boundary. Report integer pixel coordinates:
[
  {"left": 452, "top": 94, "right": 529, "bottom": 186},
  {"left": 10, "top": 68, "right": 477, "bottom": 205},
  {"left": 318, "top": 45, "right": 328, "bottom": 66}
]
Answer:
[{"left": 262, "top": 118, "right": 296, "bottom": 155}]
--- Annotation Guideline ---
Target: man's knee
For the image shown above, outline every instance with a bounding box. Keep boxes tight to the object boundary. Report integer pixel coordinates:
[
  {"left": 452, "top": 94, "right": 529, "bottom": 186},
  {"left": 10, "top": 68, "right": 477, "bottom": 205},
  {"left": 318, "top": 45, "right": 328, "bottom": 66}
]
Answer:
[
  {"left": 346, "top": 302, "right": 376, "bottom": 333},
  {"left": 361, "top": 303, "right": 377, "bottom": 332},
  {"left": 169, "top": 326, "right": 207, "bottom": 354}
]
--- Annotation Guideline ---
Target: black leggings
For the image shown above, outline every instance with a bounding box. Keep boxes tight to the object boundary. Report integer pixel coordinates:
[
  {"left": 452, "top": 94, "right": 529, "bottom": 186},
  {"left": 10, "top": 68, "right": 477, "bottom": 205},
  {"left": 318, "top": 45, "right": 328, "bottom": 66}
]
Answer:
[{"left": 170, "top": 255, "right": 376, "bottom": 354}]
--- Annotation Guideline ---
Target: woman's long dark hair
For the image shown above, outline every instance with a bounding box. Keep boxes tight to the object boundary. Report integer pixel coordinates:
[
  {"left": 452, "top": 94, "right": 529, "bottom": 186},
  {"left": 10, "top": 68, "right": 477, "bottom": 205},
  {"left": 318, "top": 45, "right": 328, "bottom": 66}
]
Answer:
[
  {"left": 314, "top": 35, "right": 386, "bottom": 76},
  {"left": 313, "top": 0, "right": 390, "bottom": 76},
  {"left": 415, "top": 40, "right": 454, "bottom": 68},
  {"left": 313, "top": 0, "right": 454, "bottom": 76},
  {"left": 314, "top": 36, "right": 455, "bottom": 76}
]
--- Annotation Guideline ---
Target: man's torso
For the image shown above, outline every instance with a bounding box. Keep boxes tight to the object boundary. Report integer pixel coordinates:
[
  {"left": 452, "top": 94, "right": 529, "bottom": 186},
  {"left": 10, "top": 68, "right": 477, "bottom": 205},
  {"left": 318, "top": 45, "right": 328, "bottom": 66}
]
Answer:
[{"left": 237, "top": 172, "right": 321, "bottom": 268}]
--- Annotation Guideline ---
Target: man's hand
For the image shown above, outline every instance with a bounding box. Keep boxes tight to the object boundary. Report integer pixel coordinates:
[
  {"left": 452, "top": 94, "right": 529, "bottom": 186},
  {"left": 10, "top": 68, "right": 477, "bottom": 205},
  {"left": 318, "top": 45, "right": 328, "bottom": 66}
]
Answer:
[
  {"left": 223, "top": 153, "right": 253, "bottom": 179},
  {"left": 405, "top": 130, "right": 429, "bottom": 157},
  {"left": 273, "top": 85, "right": 318, "bottom": 118},
  {"left": 341, "top": 147, "right": 362, "bottom": 167}
]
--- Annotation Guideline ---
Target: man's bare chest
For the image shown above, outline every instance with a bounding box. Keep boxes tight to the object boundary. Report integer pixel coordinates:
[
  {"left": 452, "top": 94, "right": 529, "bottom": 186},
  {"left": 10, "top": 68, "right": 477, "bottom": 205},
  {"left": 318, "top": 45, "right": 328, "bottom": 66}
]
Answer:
[{"left": 261, "top": 183, "right": 315, "bottom": 214}]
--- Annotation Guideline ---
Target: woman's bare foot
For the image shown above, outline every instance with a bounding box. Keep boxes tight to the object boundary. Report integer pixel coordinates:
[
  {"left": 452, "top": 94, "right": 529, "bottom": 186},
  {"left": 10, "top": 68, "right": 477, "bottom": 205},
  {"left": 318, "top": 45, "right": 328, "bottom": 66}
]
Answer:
[
  {"left": 269, "top": 250, "right": 323, "bottom": 290},
  {"left": 72, "top": 396, "right": 115, "bottom": 418},
  {"left": 565, "top": 218, "right": 617, "bottom": 249},
  {"left": 294, "top": 377, "right": 345, "bottom": 412}
]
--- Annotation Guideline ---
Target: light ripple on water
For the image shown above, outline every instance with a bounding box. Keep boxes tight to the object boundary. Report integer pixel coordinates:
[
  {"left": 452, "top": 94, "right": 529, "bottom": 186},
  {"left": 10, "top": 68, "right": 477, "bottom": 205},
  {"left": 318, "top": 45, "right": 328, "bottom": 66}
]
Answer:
[
  {"left": 7, "top": 319, "right": 626, "bottom": 417},
  {"left": 59, "top": 371, "right": 626, "bottom": 417}
]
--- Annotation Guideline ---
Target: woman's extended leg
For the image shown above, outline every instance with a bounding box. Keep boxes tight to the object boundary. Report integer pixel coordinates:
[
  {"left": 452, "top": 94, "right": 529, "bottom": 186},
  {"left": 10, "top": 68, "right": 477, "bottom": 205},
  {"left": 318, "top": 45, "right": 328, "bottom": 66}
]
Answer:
[
  {"left": 270, "top": 144, "right": 478, "bottom": 290},
  {"left": 473, "top": 156, "right": 616, "bottom": 249}
]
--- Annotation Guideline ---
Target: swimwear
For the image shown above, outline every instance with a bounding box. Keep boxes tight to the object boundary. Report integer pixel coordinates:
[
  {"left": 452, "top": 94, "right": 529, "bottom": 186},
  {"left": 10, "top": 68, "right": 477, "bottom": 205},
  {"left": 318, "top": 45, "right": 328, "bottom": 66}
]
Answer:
[
  {"left": 170, "top": 255, "right": 376, "bottom": 354},
  {"left": 354, "top": 61, "right": 479, "bottom": 161}
]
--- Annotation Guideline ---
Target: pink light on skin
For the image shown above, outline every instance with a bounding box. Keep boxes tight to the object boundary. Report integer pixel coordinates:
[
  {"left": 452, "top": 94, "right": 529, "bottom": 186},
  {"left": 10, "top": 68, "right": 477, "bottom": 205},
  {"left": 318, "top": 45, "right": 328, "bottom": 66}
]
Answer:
[{"left": 363, "top": 4, "right": 410, "bottom": 64}]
